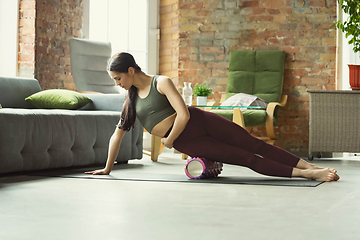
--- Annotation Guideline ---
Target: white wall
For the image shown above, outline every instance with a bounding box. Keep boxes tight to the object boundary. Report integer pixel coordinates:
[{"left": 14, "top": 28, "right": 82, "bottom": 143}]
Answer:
[{"left": 0, "top": 0, "right": 19, "bottom": 77}]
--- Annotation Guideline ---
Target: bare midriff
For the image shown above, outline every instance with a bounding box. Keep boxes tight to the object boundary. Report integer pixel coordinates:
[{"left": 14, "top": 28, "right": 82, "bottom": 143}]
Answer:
[{"left": 150, "top": 112, "right": 177, "bottom": 138}]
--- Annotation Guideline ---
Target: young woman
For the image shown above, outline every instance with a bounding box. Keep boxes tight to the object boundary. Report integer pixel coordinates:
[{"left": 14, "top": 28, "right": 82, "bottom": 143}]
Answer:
[{"left": 85, "top": 52, "right": 339, "bottom": 182}]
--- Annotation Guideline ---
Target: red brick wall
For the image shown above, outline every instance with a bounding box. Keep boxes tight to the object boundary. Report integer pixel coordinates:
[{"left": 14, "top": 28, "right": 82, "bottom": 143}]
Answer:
[
  {"left": 159, "top": 0, "right": 180, "bottom": 87},
  {"left": 18, "top": 0, "right": 337, "bottom": 154},
  {"left": 35, "top": 0, "right": 83, "bottom": 90},
  {"left": 174, "top": 0, "right": 337, "bottom": 154},
  {"left": 18, "top": 0, "right": 83, "bottom": 90},
  {"left": 18, "top": 0, "right": 36, "bottom": 78}
]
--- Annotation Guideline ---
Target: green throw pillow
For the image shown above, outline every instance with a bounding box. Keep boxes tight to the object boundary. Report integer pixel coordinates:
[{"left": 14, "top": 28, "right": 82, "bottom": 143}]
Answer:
[{"left": 25, "top": 89, "right": 91, "bottom": 109}]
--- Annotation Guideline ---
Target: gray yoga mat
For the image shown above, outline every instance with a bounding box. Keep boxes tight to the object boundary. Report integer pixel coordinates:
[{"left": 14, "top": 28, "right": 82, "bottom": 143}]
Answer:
[{"left": 28, "top": 161, "right": 324, "bottom": 187}]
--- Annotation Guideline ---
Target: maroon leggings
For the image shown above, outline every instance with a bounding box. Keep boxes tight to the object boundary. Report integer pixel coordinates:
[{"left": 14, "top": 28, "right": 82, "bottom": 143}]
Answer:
[{"left": 170, "top": 107, "right": 300, "bottom": 178}]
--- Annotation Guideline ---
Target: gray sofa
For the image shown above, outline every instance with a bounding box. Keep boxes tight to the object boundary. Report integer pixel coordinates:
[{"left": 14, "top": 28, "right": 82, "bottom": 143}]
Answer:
[{"left": 0, "top": 77, "right": 143, "bottom": 174}]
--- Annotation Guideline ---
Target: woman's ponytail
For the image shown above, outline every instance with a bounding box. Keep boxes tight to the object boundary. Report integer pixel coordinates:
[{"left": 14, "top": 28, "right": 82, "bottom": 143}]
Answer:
[
  {"left": 108, "top": 52, "right": 141, "bottom": 131},
  {"left": 118, "top": 85, "right": 137, "bottom": 131}
]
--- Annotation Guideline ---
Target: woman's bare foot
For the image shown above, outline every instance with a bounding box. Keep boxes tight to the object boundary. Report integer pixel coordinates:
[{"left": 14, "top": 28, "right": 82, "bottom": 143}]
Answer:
[
  {"left": 296, "top": 159, "right": 340, "bottom": 181},
  {"left": 296, "top": 159, "right": 322, "bottom": 170},
  {"left": 330, "top": 169, "right": 340, "bottom": 181},
  {"left": 304, "top": 168, "right": 336, "bottom": 182},
  {"left": 296, "top": 159, "right": 340, "bottom": 180}
]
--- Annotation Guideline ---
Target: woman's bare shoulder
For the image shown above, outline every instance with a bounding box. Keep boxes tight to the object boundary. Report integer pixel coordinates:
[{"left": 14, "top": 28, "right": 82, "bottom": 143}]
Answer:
[
  {"left": 156, "top": 75, "right": 173, "bottom": 84},
  {"left": 155, "top": 75, "right": 176, "bottom": 94}
]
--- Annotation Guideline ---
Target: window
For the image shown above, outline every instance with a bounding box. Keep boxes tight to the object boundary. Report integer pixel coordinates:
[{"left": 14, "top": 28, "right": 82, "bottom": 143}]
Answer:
[
  {"left": 338, "top": 8, "right": 360, "bottom": 90},
  {"left": 83, "top": 0, "right": 159, "bottom": 74},
  {"left": 0, "top": 0, "right": 19, "bottom": 77}
]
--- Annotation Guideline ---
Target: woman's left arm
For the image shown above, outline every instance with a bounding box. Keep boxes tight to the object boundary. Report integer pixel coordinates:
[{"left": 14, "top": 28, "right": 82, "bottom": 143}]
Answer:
[{"left": 157, "top": 77, "right": 190, "bottom": 148}]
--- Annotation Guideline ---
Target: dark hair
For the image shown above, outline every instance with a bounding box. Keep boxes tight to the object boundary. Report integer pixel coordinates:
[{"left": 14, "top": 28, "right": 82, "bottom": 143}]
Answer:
[{"left": 108, "top": 52, "right": 141, "bottom": 131}]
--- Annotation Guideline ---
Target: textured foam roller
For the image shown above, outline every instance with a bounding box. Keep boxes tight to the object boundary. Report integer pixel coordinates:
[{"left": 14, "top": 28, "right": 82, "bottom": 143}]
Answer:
[{"left": 185, "top": 157, "right": 223, "bottom": 179}]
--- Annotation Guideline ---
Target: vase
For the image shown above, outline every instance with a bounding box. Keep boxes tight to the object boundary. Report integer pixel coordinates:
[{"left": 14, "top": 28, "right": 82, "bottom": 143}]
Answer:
[
  {"left": 182, "top": 82, "right": 192, "bottom": 106},
  {"left": 196, "top": 96, "right": 207, "bottom": 106},
  {"left": 348, "top": 64, "right": 360, "bottom": 90}
]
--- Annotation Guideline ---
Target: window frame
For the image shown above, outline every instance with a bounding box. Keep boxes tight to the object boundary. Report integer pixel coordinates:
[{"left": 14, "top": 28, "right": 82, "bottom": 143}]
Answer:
[
  {"left": 337, "top": 5, "right": 360, "bottom": 90},
  {"left": 82, "top": 0, "right": 159, "bottom": 75},
  {"left": 0, "top": 0, "right": 20, "bottom": 77}
]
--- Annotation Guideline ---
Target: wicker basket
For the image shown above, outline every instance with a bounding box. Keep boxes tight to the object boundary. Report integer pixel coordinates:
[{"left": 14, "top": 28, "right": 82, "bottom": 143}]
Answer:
[{"left": 308, "top": 90, "right": 360, "bottom": 156}]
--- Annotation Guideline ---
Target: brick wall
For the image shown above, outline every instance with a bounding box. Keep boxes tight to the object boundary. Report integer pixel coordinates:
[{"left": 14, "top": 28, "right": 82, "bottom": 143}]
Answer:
[
  {"left": 18, "top": 0, "right": 36, "bottom": 78},
  {"left": 17, "top": 0, "right": 337, "bottom": 154},
  {"left": 35, "top": 0, "right": 83, "bottom": 90},
  {"left": 159, "top": 0, "right": 180, "bottom": 86},
  {"left": 18, "top": 0, "right": 83, "bottom": 90},
  {"left": 166, "top": 0, "right": 337, "bottom": 155}
]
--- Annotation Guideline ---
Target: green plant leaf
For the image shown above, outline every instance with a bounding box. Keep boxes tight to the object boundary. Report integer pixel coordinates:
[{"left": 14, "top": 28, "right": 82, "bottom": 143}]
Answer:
[
  {"left": 337, "top": 0, "right": 360, "bottom": 53},
  {"left": 193, "top": 82, "right": 212, "bottom": 97}
]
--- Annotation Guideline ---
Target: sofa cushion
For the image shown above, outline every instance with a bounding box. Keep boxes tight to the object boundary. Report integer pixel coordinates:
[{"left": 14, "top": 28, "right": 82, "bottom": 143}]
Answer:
[
  {"left": 210, "top": 109, "right": 279, "bottom": 127},
  {"left": 25, "top": 89, "right": 91, "bottom": 109},
  {"left": 80, "top": 93, "right": 125, "bottom": 111},
  {"left": 0, "top": 77, "right": 42, "bottom": 108},
  {"left": 0, "top": 109, "right": 143, "bottom": 174},
  {"left": 69, "top": 38, "right": 124, "bottom": 94},
  {"left": 226, "top": 50, "right": 285, "bottom": 103},
  {"left": 214, "top": 50, "right": 284, "bottom": 127}
]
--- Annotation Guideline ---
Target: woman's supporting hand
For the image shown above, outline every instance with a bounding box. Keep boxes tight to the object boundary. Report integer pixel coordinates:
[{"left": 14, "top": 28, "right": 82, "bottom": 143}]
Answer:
[
  {"left": 156, "top": 77, "right": 190, "bottom": 150},
  {"left": 84, "top": 168, "right": 110, "bottom": 175},
  {"left": 84, "top": 127, "right": 126, "bottom": 175},
  {"left": 161, "top": 137, "right": 174, "bottom": 149}
]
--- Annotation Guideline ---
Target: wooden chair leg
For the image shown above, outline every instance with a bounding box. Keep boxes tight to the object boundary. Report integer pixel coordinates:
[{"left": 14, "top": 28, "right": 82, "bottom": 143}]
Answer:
[
  {"left": 232, "top": 108, "right": 245, "bottom": 128},
  {"left": 143, "top": 127, "right": 167, "bottom": 161},
  {"left": 151, "top": 134, "right": 164, "bottom": 162}
]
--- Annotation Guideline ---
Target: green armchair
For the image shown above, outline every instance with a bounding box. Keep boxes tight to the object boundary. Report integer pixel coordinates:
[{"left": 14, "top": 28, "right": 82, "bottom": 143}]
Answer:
[{"left": 211, "top": 50, "right": 287, "bottom": 148}]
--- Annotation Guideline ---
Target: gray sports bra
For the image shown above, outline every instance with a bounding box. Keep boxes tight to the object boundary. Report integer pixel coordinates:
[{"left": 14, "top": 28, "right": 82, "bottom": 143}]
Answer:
[{"left": 135, "top": 75, "right": 176, "bottom": 133}]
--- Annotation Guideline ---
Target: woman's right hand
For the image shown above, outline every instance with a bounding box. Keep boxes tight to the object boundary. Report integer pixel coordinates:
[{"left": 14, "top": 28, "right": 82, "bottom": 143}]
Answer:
[
  {"left": 84, "top": 125, "right": 125, "bottom": 176},
  {"left": 84, "top": 168, "right": 110, "bottom": 175}
]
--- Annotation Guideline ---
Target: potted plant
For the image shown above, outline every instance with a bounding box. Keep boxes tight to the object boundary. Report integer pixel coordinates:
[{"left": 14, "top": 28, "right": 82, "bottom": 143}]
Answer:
[
  {"left": 193, "top": 82, "right": 212, "bottom": 105},
  {"left": 336, "top": 0, "right": 360, "bottom": 89}
]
